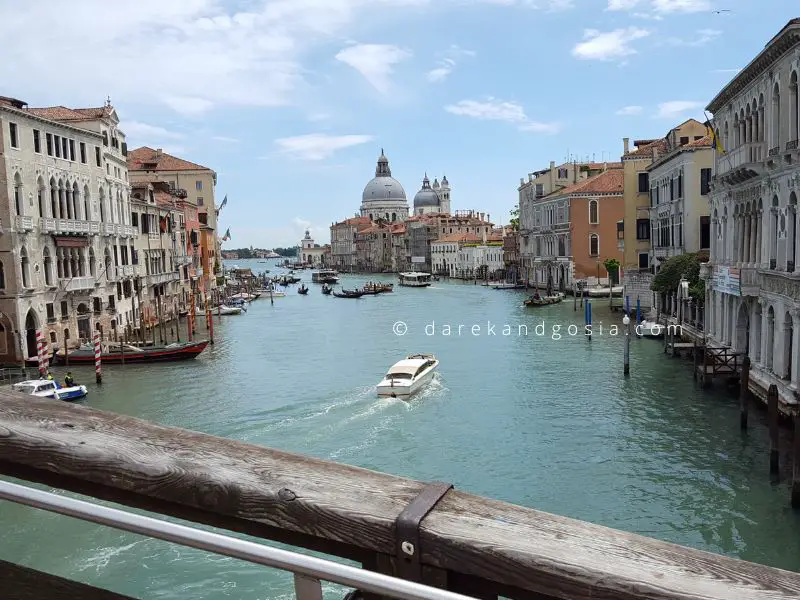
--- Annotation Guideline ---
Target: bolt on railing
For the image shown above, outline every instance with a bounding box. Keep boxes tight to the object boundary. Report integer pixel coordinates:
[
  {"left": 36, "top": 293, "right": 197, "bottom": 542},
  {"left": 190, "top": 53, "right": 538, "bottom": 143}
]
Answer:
[{"left": 0, "top": 480, "right": 475, "bottom": 600}]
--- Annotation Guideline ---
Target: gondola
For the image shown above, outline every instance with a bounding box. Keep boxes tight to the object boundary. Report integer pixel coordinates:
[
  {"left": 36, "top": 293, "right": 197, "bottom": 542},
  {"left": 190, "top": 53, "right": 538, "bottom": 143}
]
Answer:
[
  {"left": 332, "top": 288, "right": 364, "bottom": 298},
  {"left": 298, "top": 285, "right": 309, "bottom": 295},
  {"left": 322, "top": 284, "right": 333, "bottom": 295}
]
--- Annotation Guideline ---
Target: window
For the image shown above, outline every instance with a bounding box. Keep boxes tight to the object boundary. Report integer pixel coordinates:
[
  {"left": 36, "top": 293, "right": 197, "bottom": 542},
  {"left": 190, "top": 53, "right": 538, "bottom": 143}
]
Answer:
[
  {"left": 61, "top": 301, "right": 68, "bottom": 319},
  {"left": 678, "top": 172, "right": 683, "bottom": 198},
  {"left": 46, "top": 133, "right": 53, "bottom": 156},
  {"left": 680, "top": 136, "right": 689, "bottom": 145},
  {"left": 535, "top": 183, "right": 544, "bottom": 197},
  {"left": 700, "top": 216, "right": 710, "bottom": 249},
  {"left": 9, "top": 122, "right": 18, "bottom": 148},
  {"left": 589, "top": 233, "right": 599, "bottom": 256},
  {"left": 61, "top": 137, "right": 68, "bottom": 158},
  {"left": 54, "top": 135, "right": 61, "bottom": 158},
  {"left": 700, "top": 168, "right": 712, "bottom": 195},
  {"left": 46, "top": 303, "right": 55, "bottom": 323},
  {"left": 80, "top": 142, "right": 86, "bottom": 163},
  {"left": 636, "top": 218, "right": 650, "bottom": 240},
  {"left": 33, "top": 129, "right": 41, "bottom": 153},
  {"left": 196, "top": 180, "right": 203, "bottom": 191},
  {"left": 197, "top": 197, "right": 204, "bottom": 206},
  {"left": 589, "top": 199, "right": 598, "bottom": 224},
  {"left": 69, "top": 139, "right": 75, "bottom": 161},
  {"left": 638, "top": 252, "right": 649, "bottom": 269},
  {"left": 616, "top": 221, "right": 624, "bottom": 239},
  {"left": 557, "top": 168, "right": 568, "bottom": 179},
  {"left": 102, "top": 131, "right": 108, "bottom": 146},
  {"left": 95, "top": 146, "right": 101, "bottom": 166},
  {"left": 638, "top": 173, "right": 649, "bottom": 193}
]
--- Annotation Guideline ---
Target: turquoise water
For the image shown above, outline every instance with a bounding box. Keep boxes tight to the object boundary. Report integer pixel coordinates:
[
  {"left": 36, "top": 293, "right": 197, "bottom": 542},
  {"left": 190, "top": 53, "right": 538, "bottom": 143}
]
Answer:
[{"left": 2, "top": 257, "right": 799, "bottom": 599}]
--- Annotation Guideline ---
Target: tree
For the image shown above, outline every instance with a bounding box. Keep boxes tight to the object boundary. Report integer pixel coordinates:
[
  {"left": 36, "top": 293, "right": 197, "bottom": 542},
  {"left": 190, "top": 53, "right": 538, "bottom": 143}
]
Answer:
[
  {"left": 603, "top": 257, "right": 620, "bottom": 285},
  {"left": 509, "top": 205, "right": 520, "bottom": 230},
  {"left": 651, "top": 251, "right": 708, "bottom": 305}
]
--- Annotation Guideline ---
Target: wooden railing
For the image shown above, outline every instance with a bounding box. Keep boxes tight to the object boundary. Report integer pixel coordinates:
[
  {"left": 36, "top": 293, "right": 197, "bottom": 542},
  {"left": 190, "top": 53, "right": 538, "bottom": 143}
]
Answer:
[{"left": 1, "top": 390, "right": 800, "bottom": 600}]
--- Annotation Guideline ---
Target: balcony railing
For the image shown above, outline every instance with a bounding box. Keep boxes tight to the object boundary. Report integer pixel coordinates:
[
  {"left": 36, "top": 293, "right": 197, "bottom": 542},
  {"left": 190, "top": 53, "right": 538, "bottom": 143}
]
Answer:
[
  {"left": 37, "top": 218, "right": 101, "bottom": 235},
  {"left": 787, "top": 139, "right": 799, "bottom": 151},
  {"left": 115, "top": 265, "right": 138, "bottom": 279},
  {"left": 769, "top": 146, "right": 780, "bottom": 157},
  {"left": 62, "top": 276, "right": 96, "bottom": 291},
  {"left": 147, "top": 271, "right": 181, "bottom": 285},
  {"left": 102, "top": 223, "right": 116, "bottom": 236},
  {"left": 14, "top": 215, "right": 34, "bottom": 231}
]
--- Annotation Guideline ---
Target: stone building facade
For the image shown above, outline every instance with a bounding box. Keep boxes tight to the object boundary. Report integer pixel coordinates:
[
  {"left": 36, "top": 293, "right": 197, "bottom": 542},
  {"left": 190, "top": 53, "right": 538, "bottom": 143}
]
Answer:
[
  {"left": 705, "top": 18, "right": 800, "bottom": 405},
  {"left": 0, "top": 96, "right": 136, "bottom": 363}
]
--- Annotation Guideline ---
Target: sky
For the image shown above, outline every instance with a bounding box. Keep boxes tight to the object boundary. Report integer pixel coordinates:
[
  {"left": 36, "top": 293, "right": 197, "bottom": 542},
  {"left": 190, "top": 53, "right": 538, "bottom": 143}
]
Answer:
[{"left": 1, "top": 0, "right": 798, "bottom": 248}]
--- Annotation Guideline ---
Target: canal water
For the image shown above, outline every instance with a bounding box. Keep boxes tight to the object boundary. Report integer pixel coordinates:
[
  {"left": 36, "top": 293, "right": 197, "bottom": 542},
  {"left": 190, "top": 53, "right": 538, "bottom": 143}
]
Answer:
[{"left": 2, "top": 257, "right": 799, "bottom": 599}]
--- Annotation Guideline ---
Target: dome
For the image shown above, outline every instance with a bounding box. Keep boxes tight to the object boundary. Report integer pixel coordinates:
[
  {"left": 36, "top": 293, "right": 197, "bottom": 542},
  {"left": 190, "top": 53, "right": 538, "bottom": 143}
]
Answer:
[
  {"left": 361, "top": 148, "right": 408, "bottom": 203},
  {"left": 413, "top": 174, "right": 441, "bottom": 208}
]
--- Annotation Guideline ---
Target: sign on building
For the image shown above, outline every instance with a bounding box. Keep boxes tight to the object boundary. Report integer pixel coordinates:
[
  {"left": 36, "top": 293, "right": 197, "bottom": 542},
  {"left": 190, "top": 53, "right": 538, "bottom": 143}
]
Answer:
[
  {"left": 411, "top": 256, "right": 426, "bottom": 263},
  {"left": 711, "top": 266, "right": 741, "bottom": 296}
]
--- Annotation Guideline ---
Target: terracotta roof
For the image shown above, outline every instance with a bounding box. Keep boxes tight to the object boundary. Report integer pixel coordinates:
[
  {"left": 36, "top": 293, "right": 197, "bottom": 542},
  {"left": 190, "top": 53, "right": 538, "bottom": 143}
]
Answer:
[
  {"left": 128, "top": 146, "right": 210, "bottom": 172},
  {"left": 623, "top": 138, "right": 669, "bottom": 159},
  {"left": 686, "top": 135, "right": 712, "bottom": 148},
  {"left": 390, "top": 223, "right": 406, "bottom": 234},
  {"left": 25, "top": 105, "right": 112, "bottom": 122},
  {"left": 434, "top": 232, "right": 482, "bottom": 243},
  {"left": 545, "top": 168, "right": 624, "bottom": 197},
  {"left": 153, "top": 190, "right": 175, "bottom": 207},
  {"left": 336, "top": 216, "right": 372, "bottom": 228},
  {"left": 582, "top": 161, "right": 623, "bottom": 170}
]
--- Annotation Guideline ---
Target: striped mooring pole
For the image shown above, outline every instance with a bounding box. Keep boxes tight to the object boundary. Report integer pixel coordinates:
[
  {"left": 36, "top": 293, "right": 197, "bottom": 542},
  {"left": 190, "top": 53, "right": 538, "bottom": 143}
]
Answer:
[
  {"left": 93, "top": 330, "right": 102, "bottom": 384},
  {"left": 36, "top": 329, "right": 47, "bottom": 377}
]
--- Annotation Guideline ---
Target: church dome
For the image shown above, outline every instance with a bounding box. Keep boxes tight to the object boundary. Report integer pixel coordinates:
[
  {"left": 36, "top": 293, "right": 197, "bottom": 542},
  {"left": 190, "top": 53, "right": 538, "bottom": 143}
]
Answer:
[
  {"left": 413, "top": 174, "right": 441, "bottom": 208},
  {"left": 362, "top": 149, "right": 407, "bottom": 203}
]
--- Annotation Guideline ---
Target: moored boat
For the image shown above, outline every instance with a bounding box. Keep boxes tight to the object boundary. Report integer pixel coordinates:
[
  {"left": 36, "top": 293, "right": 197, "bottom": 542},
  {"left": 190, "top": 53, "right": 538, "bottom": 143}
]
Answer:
[
  {"left": 54, "top": 340, "right": 209, "bottom": 365},
  {"left": 524, "top": 293, "right": 564, "bottom": 306},
  {"left": 195, "top": 305, "right": 242, "bottom": 315},
  {"left": 12, "top": 379, "right": 88, "bottom": 401},
  {"left": 398, "top": 272, "right": 432, "bottom": 287},
  {"left": 333, "top": 288, "right": 364, "bottom": 298},
  {"left": 376, "top": 354, "right": 439, "bottom": 398},
  {"left": 637, "top": 319, "right": 664, "bottom": 338}
]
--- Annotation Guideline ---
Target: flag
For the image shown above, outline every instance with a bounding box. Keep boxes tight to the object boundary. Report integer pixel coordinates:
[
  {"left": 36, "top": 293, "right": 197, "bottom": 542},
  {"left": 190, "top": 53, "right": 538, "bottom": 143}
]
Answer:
[
  {"left": 222, "top": 227, "right": 231, "bottom": 241},
  {"left": 216, "top": 194, "right": 227, "bottom": 215},
  {"left": 704, "top": 112, "right": 725, "bottom": 153}
]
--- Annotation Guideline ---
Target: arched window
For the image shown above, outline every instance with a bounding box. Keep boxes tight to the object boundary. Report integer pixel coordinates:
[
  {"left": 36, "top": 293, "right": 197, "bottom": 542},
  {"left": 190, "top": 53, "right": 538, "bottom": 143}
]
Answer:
[
  {"left": 99, "top": 187, "right": 106, "bottom": 222},
  {"left": 589, "top": 233, "right": 599, "bottom": 257},
  {"left": 89, "top": 248, "right": 96, "bottom": 277},
  {"left": 37, "top": 177, "right": 46, "bottom": 217},
  {"left": 789, "top": 192, "right": 798, "bottom": 272},
  {"left": 20, "top": 247, "right": 30, "bottom": 288},
  {"left": 589, "top": 200, "right": 598, "bottom": 224},
  {"left": 772, "top": 82, "right": 781, "bottom": 149},
  {"left": 73, "top": 181, "right": 81, "bottom": 220},
  {"left": 0, "top": 261, "right": 5, "bottom": 289},
  {"left": 13, "top": 173, "right": 23, "bottom": 216},
  {"left": 791, "top": 71, "right": 799, "bottom": 145},
  {"left": 43, "top": 247, "right": 53, "bottom": 286},
  {"left": 49, "top": 177, "right": 58, "bottom": 218},
  {"left": 83, "top": 185, "right": 90, "bottom": 221}
]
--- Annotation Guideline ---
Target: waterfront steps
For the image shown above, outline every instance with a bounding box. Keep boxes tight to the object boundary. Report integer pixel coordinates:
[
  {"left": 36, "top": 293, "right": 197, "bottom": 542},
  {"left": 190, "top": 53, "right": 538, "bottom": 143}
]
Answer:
[{"left": 1, "top": 390, "right": 800, "bottom": 600}]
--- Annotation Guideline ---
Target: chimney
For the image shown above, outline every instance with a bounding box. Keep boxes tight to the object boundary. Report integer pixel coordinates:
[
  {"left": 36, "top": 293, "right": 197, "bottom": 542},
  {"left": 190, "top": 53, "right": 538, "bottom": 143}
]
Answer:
[
  {"left": 652, "top": 147, "right": 659, "bottom": 161},
  {"left": 487, "top": 213, "right": 490, "bottom": 224},
  {"left": 528, "top": 173, "right": 533, "bottom": 182},
  {"left": 550, "top": 160, "right": 555, "bottom": 169},
  {"left": 623, "top": 137, "right": 629, "bottom": 154},
  {"left": 520, "top": 177, "right": 525, "bottom": 186},
  {"left": 156, "top": 148, "right": 163, "bottom": 155}
]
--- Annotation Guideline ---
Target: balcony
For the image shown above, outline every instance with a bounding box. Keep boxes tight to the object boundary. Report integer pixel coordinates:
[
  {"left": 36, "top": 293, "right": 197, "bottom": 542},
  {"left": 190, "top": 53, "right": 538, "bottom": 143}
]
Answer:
[
  {"left": 715, "top": 143, "right": 766, "bottom": 184},
  {"left": 123, "top": 225, "right": 136, "bottom": 237},
  {"left": 740, "top": 266, "right": 759, "bottom": 296},
  {"left": 63, "top": 276, "right": 96, "bottom": 292},
  {"left": 57, "top": 219, "right": 95, "bottom": 235},
  {"left": 102, "top": 223, "right": 116, "bottom": 236},
  {"left": 147, "top": 271, "right": 180, "bottom": 285},
  {"left": 175, "top": 255, "right": 193, "bottom": 267},
  {"left": 787, "top": 139, "right": 799, "bottom": 151},
  {"left": 14, "top": 215, "right": 34, "bottom": 232},
  {"left": 115, "top": 265, "right": 138, "bottom": 279}
]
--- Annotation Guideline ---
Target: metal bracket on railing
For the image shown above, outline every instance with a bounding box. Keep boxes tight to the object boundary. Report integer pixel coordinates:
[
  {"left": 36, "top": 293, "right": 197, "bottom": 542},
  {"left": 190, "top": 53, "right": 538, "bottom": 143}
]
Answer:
[{"left": 395, "top": 481, "right": 453, "bottom": 582}]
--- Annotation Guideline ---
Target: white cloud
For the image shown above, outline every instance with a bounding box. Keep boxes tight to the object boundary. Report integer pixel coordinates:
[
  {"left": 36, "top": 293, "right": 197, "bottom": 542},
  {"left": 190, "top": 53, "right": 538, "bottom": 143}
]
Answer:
[
  {"left": 272, "top": 133, "right": 373, "bottom": 160},
  {"left": 444, "top": 98, "right": 560, "bottom": 134},
  {"left": 652, "top": 0, "right": 711, "bottom": 12},
  {"left": 656, "top": 100, "right": 703, "bottom": 119},
  {"left": 606, "top": 0, "right": 640, "bottom": 10},
  {"left": 426, "top": 45, "right": 475, "bottom": 82},
  {"left": 335, "top": 43, "right": 411, "bottom": 93},
  {"left": 122, "top": 121, "right": 184, "bottom": 140},
  {"left": 616, "top": 105, "right": 643, "bottom": 115},
  {"left": 572, "top": 27, "right": 650, "bottom": 61},
  {"left": 665, "top": 28, "right": 720, "bottom": 46}
]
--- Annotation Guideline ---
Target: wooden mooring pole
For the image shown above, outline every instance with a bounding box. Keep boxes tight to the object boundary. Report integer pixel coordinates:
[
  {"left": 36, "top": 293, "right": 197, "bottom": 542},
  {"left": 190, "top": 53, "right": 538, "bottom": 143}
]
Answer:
[
  {"left": 739, "top": 356, "right": 750, "bottom": 430},
  {"left": 769, "top": 384, "right": 779, "bottom": 476}
]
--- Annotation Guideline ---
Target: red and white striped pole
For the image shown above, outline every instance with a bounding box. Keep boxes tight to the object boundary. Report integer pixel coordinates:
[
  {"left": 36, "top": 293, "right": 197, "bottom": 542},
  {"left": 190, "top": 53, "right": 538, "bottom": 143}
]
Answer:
[
  {"left": 93, "top": 330, "right": 102, "bottom": 384},
  {"left": 36, "top": 329, "right": 46, "bottom": 378}
]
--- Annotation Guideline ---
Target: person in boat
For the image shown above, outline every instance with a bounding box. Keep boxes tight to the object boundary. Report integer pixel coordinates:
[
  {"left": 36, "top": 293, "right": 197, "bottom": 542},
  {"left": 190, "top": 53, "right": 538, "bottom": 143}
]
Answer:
[
  {"left": 46, "top": 371, "right": 54, "bottom": 381},
  {"left": 533, "top": 292, "right": 541, "bottom": 300},
  {"left": 64, "top": 372, "right": 75, "bottom": 387}
]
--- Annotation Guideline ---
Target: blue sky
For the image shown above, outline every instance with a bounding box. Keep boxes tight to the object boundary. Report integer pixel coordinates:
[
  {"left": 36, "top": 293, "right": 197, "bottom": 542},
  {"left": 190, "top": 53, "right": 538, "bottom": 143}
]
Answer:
[{"left": 2, "top": 1, "right": 798, "bottom": 247}]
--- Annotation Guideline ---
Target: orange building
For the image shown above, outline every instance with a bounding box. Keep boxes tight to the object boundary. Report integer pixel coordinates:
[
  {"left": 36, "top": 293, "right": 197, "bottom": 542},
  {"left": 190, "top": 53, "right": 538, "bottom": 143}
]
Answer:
[{"left": 528, "top": 168, "right": 624, "bottom": 291}]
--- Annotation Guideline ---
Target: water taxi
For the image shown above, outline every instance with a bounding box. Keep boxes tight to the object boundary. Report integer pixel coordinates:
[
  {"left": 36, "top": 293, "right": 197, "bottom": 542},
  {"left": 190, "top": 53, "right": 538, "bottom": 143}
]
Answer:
[
  {"left": 312, "top": 269, "right": 340, "bottom": 284},
  {"left": 376, "top": 354, "right": 439, "bottom": 398},
  {"left": 12, "top": 379, "right": 88, "bottom": 401},
  {"left": 398, "top": 272, "right": 432, "bottom": 287}
]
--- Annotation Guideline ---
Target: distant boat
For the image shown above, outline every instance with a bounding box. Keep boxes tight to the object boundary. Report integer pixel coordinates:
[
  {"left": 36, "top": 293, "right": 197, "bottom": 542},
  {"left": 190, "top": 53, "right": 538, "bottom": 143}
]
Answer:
[
  {"left": 524, "top": 293, "right": 564, "bottom": 306},
  {"left": 398, "top": 272, "right": 432, "bottom": 287},
  {"left": 12, "top": 379, "right": 88, "bottom": 402},
  {"left": 376, "top": 354, "right": 439, "bottom": 398},
  {"left": 333, "top": 288, "right": 364, "bottom": 298}
]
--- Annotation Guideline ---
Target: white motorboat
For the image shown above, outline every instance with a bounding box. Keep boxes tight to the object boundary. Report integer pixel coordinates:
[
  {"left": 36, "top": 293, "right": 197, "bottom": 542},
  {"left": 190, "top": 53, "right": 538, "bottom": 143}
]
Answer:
[
  {"left": 262, "top": 288, "right": 286, "bottom": 297},
  {"left": 12, "top": 379, "right": 88, "bottom": 401},
  {"left": 376, "top": 354, "right": 439, "bottom": 398},
  {"left": 398, "top": 272, "right": 432, "bottom": 287},
  {"left": 636, "top": 319, "right": 664, "bottom": 338}
]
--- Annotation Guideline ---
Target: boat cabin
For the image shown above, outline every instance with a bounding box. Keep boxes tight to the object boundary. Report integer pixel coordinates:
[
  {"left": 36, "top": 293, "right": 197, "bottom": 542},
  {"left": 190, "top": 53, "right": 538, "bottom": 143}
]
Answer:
[
  {"left": 398, "top": 272, "right": 432, "bottom": 287},
  {"left": 12, "top": 380, "right": 58, "bottom": 396},
  {"left": 386, "top": 356, "right": 437, "bottom": 381}
]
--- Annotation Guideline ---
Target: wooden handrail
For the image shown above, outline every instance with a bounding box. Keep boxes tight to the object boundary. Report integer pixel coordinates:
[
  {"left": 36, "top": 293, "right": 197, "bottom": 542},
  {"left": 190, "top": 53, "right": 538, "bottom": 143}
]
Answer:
[{"left": 1, "top": 391, "right": 800, "bottom": 600}]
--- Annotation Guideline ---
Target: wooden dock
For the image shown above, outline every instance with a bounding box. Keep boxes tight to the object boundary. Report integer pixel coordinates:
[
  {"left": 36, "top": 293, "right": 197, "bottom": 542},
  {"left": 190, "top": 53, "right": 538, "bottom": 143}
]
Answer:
[{"left": 1, "top": 391, "right": 800, "bottom": 599}]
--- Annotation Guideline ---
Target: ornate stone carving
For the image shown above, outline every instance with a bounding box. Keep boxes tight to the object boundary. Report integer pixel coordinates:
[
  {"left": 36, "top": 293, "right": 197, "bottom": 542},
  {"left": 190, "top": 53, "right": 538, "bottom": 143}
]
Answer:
[{"left": 761, "top": 274, "right": 800, "bottom": 298}]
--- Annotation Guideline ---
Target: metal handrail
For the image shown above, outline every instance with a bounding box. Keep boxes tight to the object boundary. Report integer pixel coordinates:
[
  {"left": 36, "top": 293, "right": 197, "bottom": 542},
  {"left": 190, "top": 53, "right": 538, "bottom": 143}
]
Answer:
[{"left": 0, "top": 480, "right": 474, "bottom": 600}]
